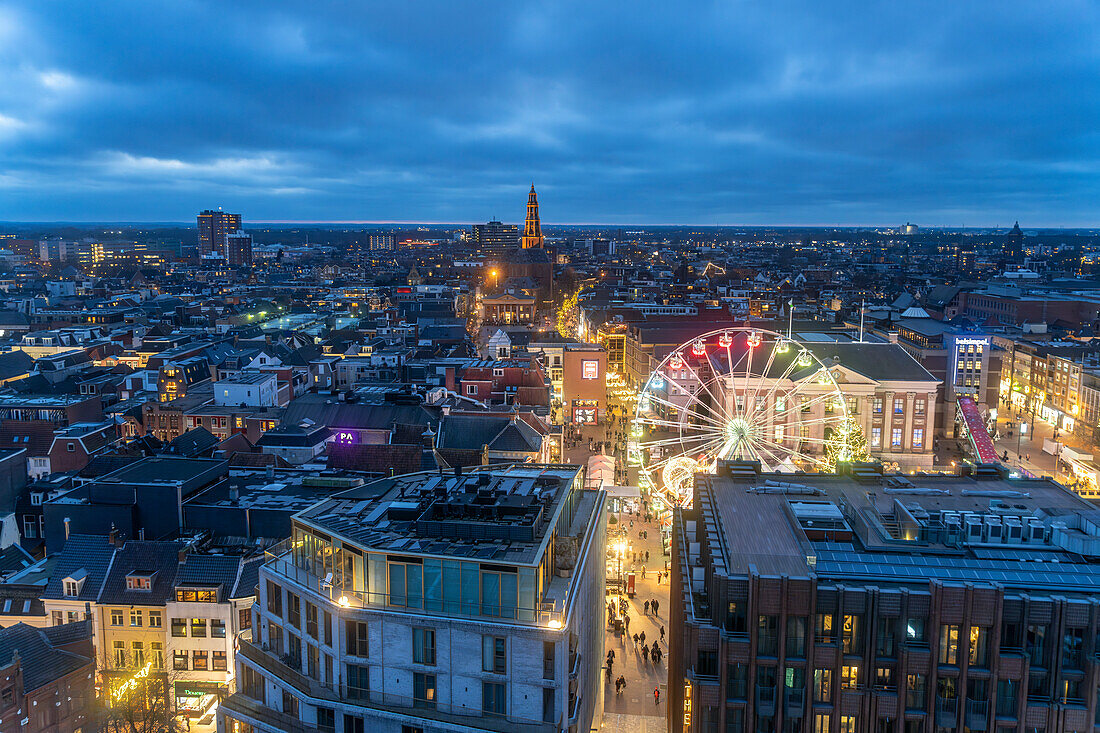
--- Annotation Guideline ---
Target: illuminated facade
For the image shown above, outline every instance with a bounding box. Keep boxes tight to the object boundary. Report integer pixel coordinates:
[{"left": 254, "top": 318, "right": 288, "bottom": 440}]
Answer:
[
  {"left": 521, "top": 185, "right": 544, "bottom": 249},
  {"left": 198, "top": 209, "right": 242, "bottom": 258}
]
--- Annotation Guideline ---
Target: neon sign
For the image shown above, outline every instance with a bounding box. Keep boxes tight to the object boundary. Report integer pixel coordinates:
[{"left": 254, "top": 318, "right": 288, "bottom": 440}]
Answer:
[
  {"left": 113, "top": 662, "right": 153, "bottom": 701},
  {"left": 334, "top": 431, "right": 356, "bottom": 445},
  {"left": 582, "top": 360, "right": 599, "bottom": 380}
]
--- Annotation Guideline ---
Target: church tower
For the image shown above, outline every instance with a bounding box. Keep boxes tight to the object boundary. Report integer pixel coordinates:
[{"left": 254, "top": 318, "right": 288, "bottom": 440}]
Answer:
[{"left": 521, "top": 184, "right": 544, "bottom": 249}]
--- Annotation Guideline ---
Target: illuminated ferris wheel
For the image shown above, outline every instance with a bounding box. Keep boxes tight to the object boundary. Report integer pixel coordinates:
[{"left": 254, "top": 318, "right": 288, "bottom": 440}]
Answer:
[{"left": 632, "top": 327, "right": 848, "bottom": 506}]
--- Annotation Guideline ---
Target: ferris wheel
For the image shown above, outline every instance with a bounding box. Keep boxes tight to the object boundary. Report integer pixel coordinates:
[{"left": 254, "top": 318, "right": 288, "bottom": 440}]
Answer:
[{"left": 632, "top": 327, "right": 849, "bottom": 506}]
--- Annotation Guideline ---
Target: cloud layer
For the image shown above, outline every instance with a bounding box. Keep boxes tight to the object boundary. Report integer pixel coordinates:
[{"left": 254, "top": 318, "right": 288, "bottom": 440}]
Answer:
[{"left": 1, "top": 0, "right": 1099, "bottom": 225}]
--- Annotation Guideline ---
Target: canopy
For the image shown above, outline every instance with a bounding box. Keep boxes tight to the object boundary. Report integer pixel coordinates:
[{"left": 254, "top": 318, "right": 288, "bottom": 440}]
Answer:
[{"left": 603, "top": 485, "right": 641, "bottom": 499}]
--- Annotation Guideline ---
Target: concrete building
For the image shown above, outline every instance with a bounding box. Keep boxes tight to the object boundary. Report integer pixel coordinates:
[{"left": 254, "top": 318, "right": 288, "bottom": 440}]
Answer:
[
  {"left": 198, "top": 210, "right": 242, "bottom": 258},
  {"left": 670, "top": 461, "right": 1100, "bottom": 733},
  {"left": 470, "top": 222, "right": 519, "bottom": 254},
  {"left": 219, "top": 463, "right": 605, "bottom": 733},
  {"left": 215, "top": 372, "right": 279, "bottom": 408}
]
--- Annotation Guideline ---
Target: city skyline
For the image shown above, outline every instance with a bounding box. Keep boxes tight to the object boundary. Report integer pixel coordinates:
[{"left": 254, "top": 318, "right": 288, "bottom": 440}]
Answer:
[{"left": 2, "top": 1, "right": 1100, "bottom": 225}]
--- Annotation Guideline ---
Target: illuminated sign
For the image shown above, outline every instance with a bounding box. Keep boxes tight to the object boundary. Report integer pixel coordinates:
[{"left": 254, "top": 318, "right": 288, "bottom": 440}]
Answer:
[
  {"left": 113, "top": 662, "right": 153, "bottom": 701},
  {"left": 582, "top": 360, "right": 599, "bottom": 379},
  {"left": 683, "top": 681, "right": 692, "bottom": 728},
  {"left": 334, "top": 431, "right": 357, "bottom": 445}
]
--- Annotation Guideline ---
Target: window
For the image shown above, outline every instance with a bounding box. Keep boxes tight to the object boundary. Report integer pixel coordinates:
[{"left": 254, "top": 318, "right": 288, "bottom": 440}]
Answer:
[
  {"left": 907, "top": 673, "right": 926, "bottom": 710},
  {"left": 413, "top": 672, "right": 436, "bottom": 708},
  {"left": 871, "top": 427, "right": 881, "bottom": 448},
  {"left": 813, "top": 668, "right": 832, "bottom": 702},
  {"left": 939, "top": 624, "right": 959, "bottom": 665},
  {"left": 306, "top": 602, "right": 318, "bottom": 639},
  {"left": 111, "top": 609, "right": 124, "bottom": 626},
  {"left": 212, "top": 618, "right": 226, "bottom": 638},
  {"left": 413, "top": 627, "right": 436, "bottom": 665},
  {"left": 346, "top": 664, "right": 369, "bottom": 700},
  {"left": 192, "top": 651, "right": 208, "bottom": 671},
  {"left": 148, "top": 610, "right": 162, "bottom": 628},
  {"left": 814, "top": 713, "right": 831, "bottom": 733},
  {"left": 726, "top": 602, "right": 747, "bottom": 634},
  {"left": 346, "top": 620, "right": 369, "bottom": 657},
  {"left": 130, "top": 609, "right": 142, "bottom": 627},
  {"left": 875, "top": 666, "right": 894, "bottom": 690},
  {"left": 697, "top": 650, "right": 718, "bottom": 676},
  {"left": 131, "top": 641, "right": 145, "bottom": 667},
  {"left": 23, "top": 518, "right": 36, "bottom": 538},
  {"left": 816, "top": 613, "right": 835, "bottom": 644},
  {"left": 241, "top": 665, "right": 264, "bottom": 702},
  {"left": 891, "top": 427, "right": 903, "bottom": 447},
  {"left": 786, "top": 616, "right": 806, "bottom": 657},
  {"left": 323, "top": 610, "right": 332, "bottom": 646},
  {"left": 113, "top": 640, "right": 126, "bottom": 668},
  {"left": 906, "top": 617, "right": 926, "bottom": 644},
  {"left": 344, "top": 715, "right": 364, "bottom": 733},
  {"left": 841, "top": 665, "right": 859, "bottom": 690},
  {"left": 317, "top": 708, "right": 336, "bottom": 733},
  {"left": 171, "top": 617, "right": 186, "bottom": 637},
  {"left": 757, "top": 614, "right": 778, "bottom": 656},
  {"left": 63, "top": 578, "right": 82, "bottom": 597},
  {"left": 282, "top": 691, "right": 299, "bottom": 717},
  {"left": 174, "top": 651, "right": 189, "bottom": 671},
  {"left": 151, "top": 642, "right": 163, "bottom": 670},
  {"left": 51, "top": 611, "right": 63, "bottom": 626},
  {"left": 894, "top": 398, "right": 904, "bottom": 415},
  {"left": 266, "top": 581, "right": 282, "bottom": 616},
  {"left": 238, "top": 608, "right": 251, "bottom": 630},
  {"left": 842, "top": 614, "right": 861, "bottom": 654},
  {"left": 212, "top": 650, "right": 227, "bottom": 671},
  {"left": 483, "top": 636, "right": 506, "bottom": 674},
  {"left": 996, "top": 679, "right": 1017, "bottom": 717},
  {"left": 873, "top": 398, "right": 883, "bottom": 414},
  {"left": 728, "top": 663, "right": 748, "bottom": 700},
  {"left": 126, "top": 575, "right": 151, "bottom": 591},
  {"left": 287, "top": 592, "right": 301, "bottom": 628},
  {"left": 465, "top": 385, "right": 477, "bottom": 396},
  {"left": 482, "top": 681, "right": 507, "bottom": 716},
  {"left": 175, "top": 588, "right": 217, "bottom": 602},
  {"left": 968, "top": 626, "right": 989, "bottom": 667},
  {"left": 839, "top": 715, "right": 857, "bottom": 733},
  {"left": 191, "top": 618, "right": 207, "bottom": 637},
  {"left": 912, "top": 428, "right": 924, "bottom": 449}
]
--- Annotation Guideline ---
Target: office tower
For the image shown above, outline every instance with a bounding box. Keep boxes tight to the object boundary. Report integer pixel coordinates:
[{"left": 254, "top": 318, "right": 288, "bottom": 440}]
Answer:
[
  {"left": 368, "top": 234, "right": 396, "bottom": 251},
  {"left": 669, "top": 461, "right": 1100, "bottom": 733},
  {"left": 220, "top": 464, "right": 605, "bottom": 733},
  {"left": 197, "top": 210, "right": 242, "bottom": 257},
  {"left": 956, "top": 245, "right": 976, "bottom": 274},
  {"left": 522, "top": 184, "right": 544, "bottom": 249},
  {"left": 471, "top": 220, "right": 520, "bottom": 253},
  {"left": 225, "top": 229, "right": 253, "bottom": 266}
]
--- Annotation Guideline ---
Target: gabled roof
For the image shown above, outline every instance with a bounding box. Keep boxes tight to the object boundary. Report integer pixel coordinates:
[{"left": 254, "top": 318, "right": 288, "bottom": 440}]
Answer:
[
  {"left": 164, "top": 426, "right": 220, "bottom": 457},
  {"left": 175, "top": 554, "right": 242, "bottom": 602},
  {"left": 42, "top": 535, "right": 116, "bottom": 602},
  {"left": 0, "top": 622, "right": 92, "bottom": 692},
  {"left": 97, "top": 540, "right": 185, "bottom": 606}
]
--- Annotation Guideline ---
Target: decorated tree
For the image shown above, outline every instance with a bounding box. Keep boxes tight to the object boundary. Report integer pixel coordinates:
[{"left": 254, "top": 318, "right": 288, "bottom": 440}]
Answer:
[
  {"left": 824, "top": 417, "right": 870, "bottom": 471},
  {"left": 557, "top": 288, "right": 581, "bottom": 338}
]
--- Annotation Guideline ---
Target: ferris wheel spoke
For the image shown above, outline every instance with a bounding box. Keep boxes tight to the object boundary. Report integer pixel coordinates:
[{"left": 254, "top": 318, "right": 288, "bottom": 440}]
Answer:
[
  {"left": 639, "top": 431, "right": 725, "bottom": 449},
  {"left": 759, "top": 353, "right": 804, "bottom": 410},
  {"left": 639, "top": 392, "right": 729, "bottom": 430},
  {"left": 763, "top": 439, "right": 832, "bottom": 468},
  {"left": 745, "top": 342, "right": 780, "bottom": 420},
  {"left": 678, "top": 357, "right": 734, "bottom": 425},
  {"left": 642, "top": 437, "right": 727, "bottom": 473},
  {"left": 772, "top": 390, "right": 842, "bottom": 423}
]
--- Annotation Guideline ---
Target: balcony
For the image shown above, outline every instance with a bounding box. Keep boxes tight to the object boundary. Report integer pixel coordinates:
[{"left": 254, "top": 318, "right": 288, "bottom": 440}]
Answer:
[
  {"left": 784, "top": 688, "right": 805, "bottom": 717},
  {"left": 727, "top": 678, "right": 747, "bottom": 701},
  {"left": 935, "top": 696, "right": 958, "bottom": 727},
  {"left": 965, "top": 698, "right": 989, "bottom": 730},
  {"left": 756, "top": 684, "right": 776, "bottom": 717},
  {"left": 238, "top": 631, "right": 557, "bottom": 733},
  {"left": 264, "top": 541, "right": 564, "bottom": 627},
  {"left": 221, "top": 693, "right": 316, "bottom": 733}
]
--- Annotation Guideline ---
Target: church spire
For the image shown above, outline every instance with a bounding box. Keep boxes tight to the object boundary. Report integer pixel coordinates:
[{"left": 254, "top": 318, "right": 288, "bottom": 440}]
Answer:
[{"left": 522, "top": 184, "right": 543, "bottom": 249}]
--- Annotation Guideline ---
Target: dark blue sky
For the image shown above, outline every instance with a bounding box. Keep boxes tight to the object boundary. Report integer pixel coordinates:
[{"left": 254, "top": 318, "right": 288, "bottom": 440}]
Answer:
[{"left": 1, "top": 1, "right": 1099, "bottom": 226}]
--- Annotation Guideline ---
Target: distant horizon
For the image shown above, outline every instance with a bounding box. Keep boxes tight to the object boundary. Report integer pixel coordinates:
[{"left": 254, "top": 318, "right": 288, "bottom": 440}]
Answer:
[{"left": 0, "top": 220, "right": 1095, "bottom": 232}]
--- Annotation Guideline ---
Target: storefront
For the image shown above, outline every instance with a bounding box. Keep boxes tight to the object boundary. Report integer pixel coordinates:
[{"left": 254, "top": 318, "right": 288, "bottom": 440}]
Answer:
[
  {"left": 572, "top": 398, "right": 598, "bottom": 424},
  {"left": 175, "top": 680, "right": 225, "bottom": 719}
]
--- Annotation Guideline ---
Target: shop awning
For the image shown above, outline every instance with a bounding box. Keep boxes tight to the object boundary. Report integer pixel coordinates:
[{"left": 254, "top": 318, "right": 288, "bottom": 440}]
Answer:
[{"left": 604, "top": 485, "right": 641, "bottom": 499}]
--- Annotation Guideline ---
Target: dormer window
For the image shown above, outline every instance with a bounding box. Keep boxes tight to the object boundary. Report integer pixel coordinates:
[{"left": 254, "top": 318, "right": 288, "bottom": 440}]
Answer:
[
  {"left": 29, "top": 493, "right": 43, "bottom": 506},
  {"left": 63, "top": 570, "right": 87, "bottom": 598},
  {"left": 126, "top": 573, "right": 153, "bottom": 591}
]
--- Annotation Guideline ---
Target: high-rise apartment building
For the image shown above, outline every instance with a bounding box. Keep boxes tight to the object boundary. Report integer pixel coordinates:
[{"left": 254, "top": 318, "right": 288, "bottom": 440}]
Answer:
[
  {"left": 471, "top": 221, "right": 520, "bottom": 253},
  {"left": 368, "top": 234, "right": 396, "bottom": 251},
  {"left": 219, "top": 464, "right": 606, "bottom": 733},
  {"left": 225, "top": 229, "right": 254, "bottom": 267},
  {"left": 670, "top": 461, "right": 1100, "bottom": 733},
  {"left": 197, "top": 210, "right": 242, "bottom": 258}
]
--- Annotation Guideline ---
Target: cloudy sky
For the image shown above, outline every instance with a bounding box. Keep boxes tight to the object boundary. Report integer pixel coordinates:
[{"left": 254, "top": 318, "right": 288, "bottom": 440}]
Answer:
[{"left": 1, "top": 1, "right": 1099, "bottom": 226}]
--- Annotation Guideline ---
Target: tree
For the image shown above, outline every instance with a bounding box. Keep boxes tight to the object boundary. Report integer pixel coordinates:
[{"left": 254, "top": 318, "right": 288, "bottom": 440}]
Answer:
[
  {"left": 824, "top": 417, "right": 870, "bottom": 472},
  {"left": 100, "top": 665, "right": 185, "bottom": 733},
  {"left": 557, "top": 288, "right": 581, "bottom": 339}
]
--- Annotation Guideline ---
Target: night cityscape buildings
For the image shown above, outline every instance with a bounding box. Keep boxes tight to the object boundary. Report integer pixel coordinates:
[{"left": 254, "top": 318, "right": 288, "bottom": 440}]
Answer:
[{"left": 2, "top": 3, "right": 1100, "bottom": 731}]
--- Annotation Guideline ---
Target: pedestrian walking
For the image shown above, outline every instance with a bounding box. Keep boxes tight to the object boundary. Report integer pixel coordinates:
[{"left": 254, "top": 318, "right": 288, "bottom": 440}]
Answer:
[
  {"left": 642, "top": 645, "right": 649, "bottom": 663},
  {"left": 660, "top": 625, "right": 665, "bottom": 642},
  {"left": 641, "top": 566, "right": 646, "bottom": 579},
  {"left": 640, "top": 630, "right": 646, "bottom": 646},
  {"left": 633, "top": 633, "right": 639, "bottom": 646},
  {"left": 654, "top": 687, "right": 661, "bottom": 705},
  {"left": 624, "top": 614, "right": 630, "bottom": 632},
  {"left": 618, "top": 675, "right": 626, "bottom": 694},
  {"left": 653, "top": 599, "right": 660, "bottom": 616},
  {"left": 608, "top": 649, "right": 615, "bottom": 663},
  {"left": 606, "top": 666, "right": 612, "bottom": 683},
  {"left": 644, "top": 600, "right": 650, "bottom": 615},
  {"left": 645, "top": 550, "right": 650, "bottom": 562}
]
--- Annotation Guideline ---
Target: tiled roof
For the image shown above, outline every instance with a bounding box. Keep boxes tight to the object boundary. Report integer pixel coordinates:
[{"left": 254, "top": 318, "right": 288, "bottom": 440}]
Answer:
[
  {"left": 97, "top": 540, "right": 185, "bottom": 606},
  {"left": 0, "top": 623, "right": 92, "bottom": 692},
  {"left": 176, "top": 554, "right": 242, "bottom": 602},
  {"left": 42, "top": 535, "right": 116, "bottom": 602}
]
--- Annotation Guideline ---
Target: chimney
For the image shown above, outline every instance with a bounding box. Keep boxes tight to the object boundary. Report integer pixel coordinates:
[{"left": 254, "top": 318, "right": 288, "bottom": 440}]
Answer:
[
  {"left": 108, "top": 523, "right": 117, "bottom": 546},
  {"left": 229, "top": 484, "right": 240, "bottom": 502},
  {"left": 64, "top": 517, "right": 71, "bottom": 541},
  {"left": 887, "top": 331, "right": 899, "bottom": 344},
  {"left": 266, "top": 464, "right": 275, "bottom": 480}
]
